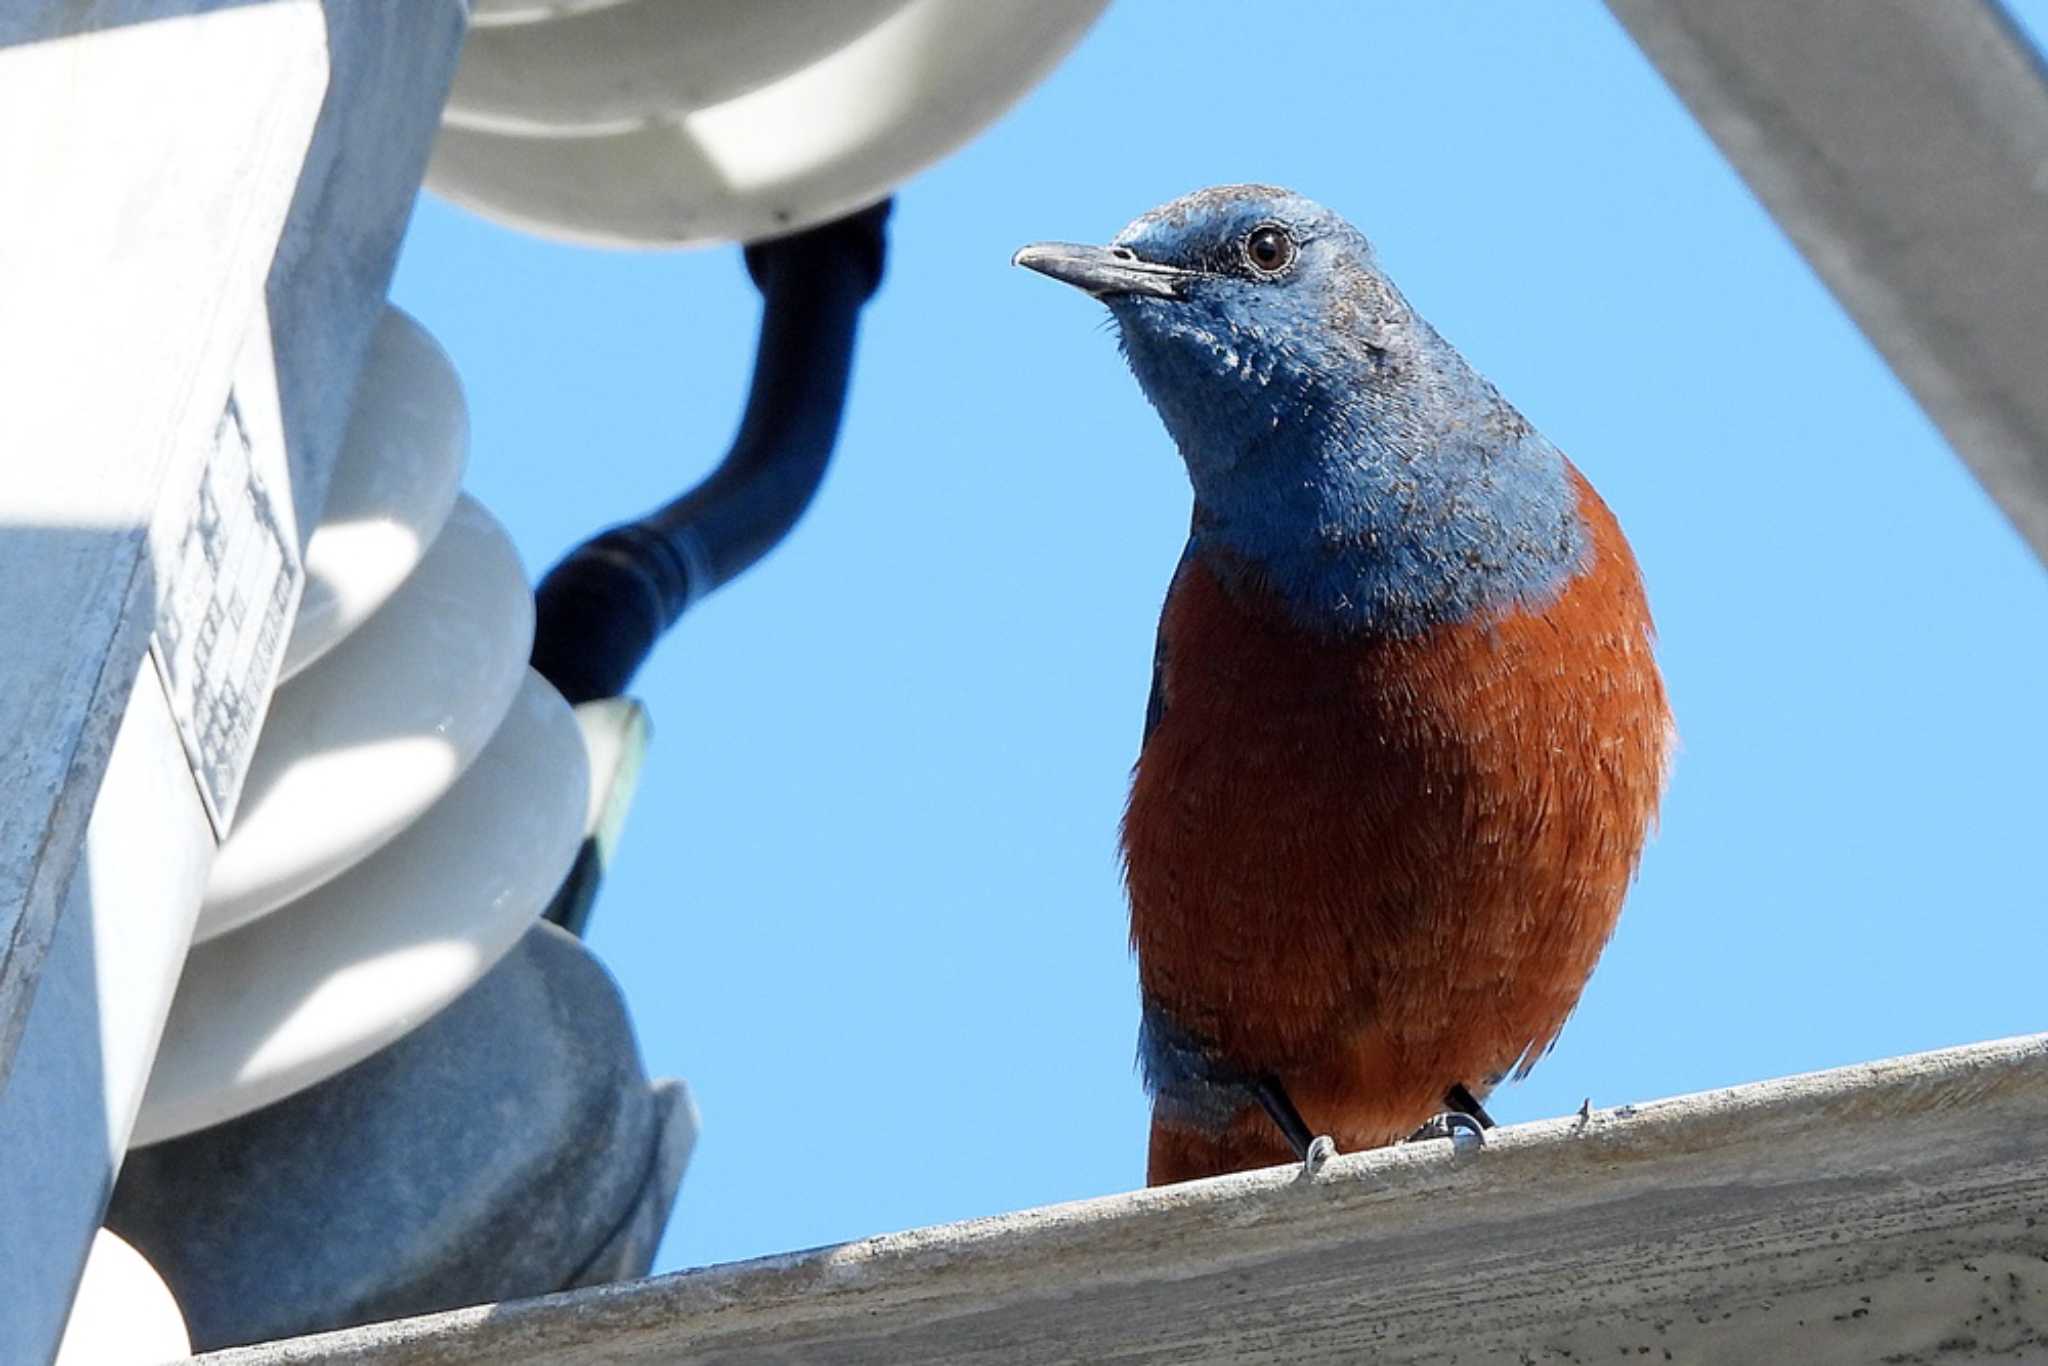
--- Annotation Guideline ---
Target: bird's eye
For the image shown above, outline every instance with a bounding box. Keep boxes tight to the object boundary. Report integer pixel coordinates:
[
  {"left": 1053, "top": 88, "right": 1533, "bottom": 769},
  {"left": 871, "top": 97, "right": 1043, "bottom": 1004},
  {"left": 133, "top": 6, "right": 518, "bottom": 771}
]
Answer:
[{"left": 1244, "top": 225, "right": 1296, "bottom": 275}]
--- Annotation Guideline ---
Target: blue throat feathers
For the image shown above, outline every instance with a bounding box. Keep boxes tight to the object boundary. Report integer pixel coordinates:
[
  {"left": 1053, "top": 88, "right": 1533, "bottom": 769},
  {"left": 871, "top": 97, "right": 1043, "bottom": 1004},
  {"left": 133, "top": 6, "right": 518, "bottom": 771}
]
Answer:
[{"left": 1103, "top": 187, "right": 1589, "bottom": 637}]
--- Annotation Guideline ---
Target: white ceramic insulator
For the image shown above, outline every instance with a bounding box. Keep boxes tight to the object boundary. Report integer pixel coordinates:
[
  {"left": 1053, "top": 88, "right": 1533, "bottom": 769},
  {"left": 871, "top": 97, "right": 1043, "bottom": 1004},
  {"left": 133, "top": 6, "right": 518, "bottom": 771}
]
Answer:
[
  {"left": 425, "top": 0, "right": 1112, "bottom": 247},
  {"left": 283, "top": 308, "right": 468, "bottom": 683},
  {"left": 54, "top": 1230, "right": 191, "bottom": 1365},
  {"left": 133, "top": 307, "right": 591, "bottom": 1147}
]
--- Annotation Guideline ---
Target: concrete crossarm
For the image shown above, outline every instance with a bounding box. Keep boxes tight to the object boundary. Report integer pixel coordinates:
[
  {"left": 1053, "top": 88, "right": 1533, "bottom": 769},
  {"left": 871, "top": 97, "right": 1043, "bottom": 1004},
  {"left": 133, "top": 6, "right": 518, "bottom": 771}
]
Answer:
[
  {"left": 196, "top": 1032, "right": 2048, "bottom": 1364},
  {"left": 1604, "top": 0, "right": 2048, "bottom": 565},
  {"left": 0, "top": 7, "right": 464, "bottom": 1360}
]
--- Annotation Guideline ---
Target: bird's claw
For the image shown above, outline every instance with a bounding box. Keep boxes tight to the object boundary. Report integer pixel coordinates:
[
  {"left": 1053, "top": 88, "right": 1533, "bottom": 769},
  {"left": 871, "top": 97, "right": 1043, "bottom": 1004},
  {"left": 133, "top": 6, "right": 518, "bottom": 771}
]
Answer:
[
  {"left": 1444, "top": 1112, "right": 1487, "bottom": 1145},
  {"left": 1406, "top": 1112, "right": 1488, "bottom": 1147},
  {"left": 1299, "top": 1134, "right": 1338, "bottom": 1179}
]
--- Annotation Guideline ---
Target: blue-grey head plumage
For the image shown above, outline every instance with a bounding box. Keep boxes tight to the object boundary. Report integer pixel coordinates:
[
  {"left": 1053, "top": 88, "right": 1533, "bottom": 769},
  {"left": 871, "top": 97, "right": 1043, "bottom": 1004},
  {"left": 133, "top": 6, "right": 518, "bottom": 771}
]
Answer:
[{"left": 1017, "top": 184, "right": 1589, "bottom": 637}]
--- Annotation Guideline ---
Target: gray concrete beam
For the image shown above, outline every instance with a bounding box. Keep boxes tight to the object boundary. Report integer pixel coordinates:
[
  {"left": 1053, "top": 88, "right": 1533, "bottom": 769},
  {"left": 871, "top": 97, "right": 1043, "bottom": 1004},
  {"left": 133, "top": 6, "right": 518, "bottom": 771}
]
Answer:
[
  {"left": 1605, "top": 0, "right": 2048, "bottom": 564},
  {"left": 193, "top": 1033, "right": 2048, "bottom": 1364},
  {"left": 0, "top": 4, "right": 464, "bottom": 1361},
  {"left": 0, "top": 0, "right": 328, "bottom": 1093}
]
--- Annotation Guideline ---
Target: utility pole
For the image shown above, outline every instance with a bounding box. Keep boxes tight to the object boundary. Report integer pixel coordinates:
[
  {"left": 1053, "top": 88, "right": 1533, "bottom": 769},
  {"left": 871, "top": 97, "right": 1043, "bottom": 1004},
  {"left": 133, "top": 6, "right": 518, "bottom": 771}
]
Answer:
[{"left": 0, "top": 6, "right": 464, "bottom": 1360}]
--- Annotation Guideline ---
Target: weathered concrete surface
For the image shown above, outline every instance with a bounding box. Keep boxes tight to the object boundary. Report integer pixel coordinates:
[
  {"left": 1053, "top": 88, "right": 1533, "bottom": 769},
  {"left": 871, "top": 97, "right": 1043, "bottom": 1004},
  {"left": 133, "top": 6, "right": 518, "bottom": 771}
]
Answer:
[
  {"left": 193, "top": 1034, "right": 2048, "bottom": 1364},
  {"left": 0, "top": 14, "right": 328, "bottom": 1363},
  {"left": 0, "top": 4, "right": 464, "bottom": 1361},
  {"left": 0, "top": 0, "right": 328, "bottom": 1094},
  {"left": 263, "top": 0, "right": 468, "bottom": 540},
  {"left": 1605, "top": 0, "right": 2048, "bottom": 565},
  {"left": 0, "top": 671, "right": 216, "bottom": 1366}
]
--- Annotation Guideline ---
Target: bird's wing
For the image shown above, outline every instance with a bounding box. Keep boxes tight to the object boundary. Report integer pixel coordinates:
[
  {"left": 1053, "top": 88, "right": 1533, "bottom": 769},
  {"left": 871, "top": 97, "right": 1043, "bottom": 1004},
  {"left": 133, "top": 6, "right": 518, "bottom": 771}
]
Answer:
[
  {"left": 1142, "top": 644, "right": 1167, "bottom": 748},
  {"left": 1142, "top": 541, "right": 1197, "bottom": 750}
]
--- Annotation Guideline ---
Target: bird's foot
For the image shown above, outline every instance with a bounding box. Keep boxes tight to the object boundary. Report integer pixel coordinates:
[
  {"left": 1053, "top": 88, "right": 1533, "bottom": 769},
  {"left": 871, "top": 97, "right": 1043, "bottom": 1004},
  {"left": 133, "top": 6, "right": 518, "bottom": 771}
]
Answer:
[
  {"left": 1298, "top": 1134, "right": 1338, "bottom": 1179},
  {"left": 1406, "top": 1112, "right": 1488, "bottom": 1146}
]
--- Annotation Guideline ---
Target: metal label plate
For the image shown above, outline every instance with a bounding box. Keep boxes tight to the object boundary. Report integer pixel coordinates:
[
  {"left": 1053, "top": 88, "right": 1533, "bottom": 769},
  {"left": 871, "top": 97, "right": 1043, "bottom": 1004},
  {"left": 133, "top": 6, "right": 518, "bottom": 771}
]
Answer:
[{"left": 149, "top": 392, "right": 300, "bottom": 838}]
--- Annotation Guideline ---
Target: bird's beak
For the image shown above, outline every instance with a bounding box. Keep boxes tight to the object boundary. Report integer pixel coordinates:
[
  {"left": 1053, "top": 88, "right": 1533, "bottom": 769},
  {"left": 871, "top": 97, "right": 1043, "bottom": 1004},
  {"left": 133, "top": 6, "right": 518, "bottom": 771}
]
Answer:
[{"left": 1012, "top": 241, "right": 1191, "bottom": 301}]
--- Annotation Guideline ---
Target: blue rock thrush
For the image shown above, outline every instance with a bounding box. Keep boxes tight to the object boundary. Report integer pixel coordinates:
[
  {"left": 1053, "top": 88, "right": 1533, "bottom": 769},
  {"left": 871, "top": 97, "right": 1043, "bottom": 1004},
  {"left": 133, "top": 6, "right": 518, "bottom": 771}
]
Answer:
[{"left": 1015, "top": 185, "right": 1671, "bottom": 1183}]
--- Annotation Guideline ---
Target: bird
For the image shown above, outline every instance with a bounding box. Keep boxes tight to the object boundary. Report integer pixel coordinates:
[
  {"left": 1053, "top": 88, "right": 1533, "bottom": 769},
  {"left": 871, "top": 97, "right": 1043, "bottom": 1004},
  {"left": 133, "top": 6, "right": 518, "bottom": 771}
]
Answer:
[{"left": 1014, "top": 186, "right": 1670, "bottom": 1185}]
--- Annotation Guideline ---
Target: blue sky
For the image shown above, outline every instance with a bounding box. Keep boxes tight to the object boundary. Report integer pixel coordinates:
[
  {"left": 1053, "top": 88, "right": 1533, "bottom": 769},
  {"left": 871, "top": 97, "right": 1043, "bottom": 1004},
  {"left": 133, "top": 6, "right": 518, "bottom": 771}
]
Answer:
[{"left": 391, "top": 4, "right": 2048, "bottom": 1274}]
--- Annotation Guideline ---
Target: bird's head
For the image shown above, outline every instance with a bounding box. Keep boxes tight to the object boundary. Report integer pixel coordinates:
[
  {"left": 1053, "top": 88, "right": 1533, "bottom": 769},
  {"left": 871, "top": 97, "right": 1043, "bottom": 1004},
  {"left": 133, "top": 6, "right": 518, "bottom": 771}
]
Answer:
[
  {"left": 1015, "top": 185, "right": 1387, "bottom": 470},
  {"left": 1016, "top": 184, "right": 1586, "bottom": 635}
]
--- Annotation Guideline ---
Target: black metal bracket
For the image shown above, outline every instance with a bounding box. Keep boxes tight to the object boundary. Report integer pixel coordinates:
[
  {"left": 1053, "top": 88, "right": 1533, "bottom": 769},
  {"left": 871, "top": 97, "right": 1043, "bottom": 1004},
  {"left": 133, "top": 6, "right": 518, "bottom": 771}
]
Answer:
[{"left": 530, "top": 199, "right": 892, "bottom": 707}]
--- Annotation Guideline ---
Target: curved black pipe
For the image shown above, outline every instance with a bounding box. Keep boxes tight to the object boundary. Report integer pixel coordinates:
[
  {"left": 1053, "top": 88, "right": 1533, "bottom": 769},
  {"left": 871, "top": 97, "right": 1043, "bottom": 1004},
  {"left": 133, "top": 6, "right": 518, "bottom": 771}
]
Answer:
[{"left": 530, "top": 199, "right": 891, "bottom": 706}]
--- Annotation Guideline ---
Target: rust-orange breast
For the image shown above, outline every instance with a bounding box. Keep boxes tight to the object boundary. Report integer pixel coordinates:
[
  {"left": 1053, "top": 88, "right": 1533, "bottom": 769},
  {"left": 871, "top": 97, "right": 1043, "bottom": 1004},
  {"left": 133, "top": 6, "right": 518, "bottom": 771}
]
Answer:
[{"left": 1124, "top": 468, "right": 1670, "bottom": 1156}]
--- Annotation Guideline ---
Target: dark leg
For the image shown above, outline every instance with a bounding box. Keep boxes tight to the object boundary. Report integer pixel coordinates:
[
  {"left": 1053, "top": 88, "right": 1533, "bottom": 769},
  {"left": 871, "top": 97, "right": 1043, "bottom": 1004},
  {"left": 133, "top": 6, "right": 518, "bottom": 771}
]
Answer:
[
  {"left": 1250, "top": 1074, "right": 1317, "bottom": 1160},
  {"left": 1444, "top": 1082, "right": 1497, "bottom": 1130},
  {"left": 1406, "top": 1083, "right": 1495, "bottom": 1145}
]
